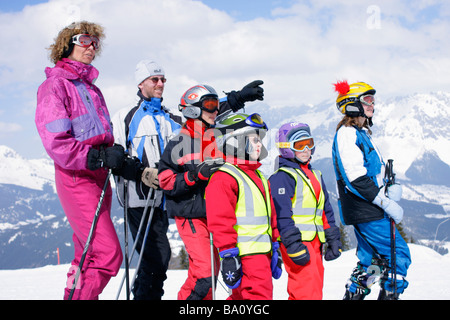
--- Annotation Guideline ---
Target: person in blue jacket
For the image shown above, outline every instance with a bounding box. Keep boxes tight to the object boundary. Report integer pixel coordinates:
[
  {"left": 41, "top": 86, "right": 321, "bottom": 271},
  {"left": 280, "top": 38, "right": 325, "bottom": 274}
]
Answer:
[
  {"left": 332, "top": 80, "right": 411, "bottom": 300},
  {"left": 269, "top": 122, "right": 341, "bottom": 300}
]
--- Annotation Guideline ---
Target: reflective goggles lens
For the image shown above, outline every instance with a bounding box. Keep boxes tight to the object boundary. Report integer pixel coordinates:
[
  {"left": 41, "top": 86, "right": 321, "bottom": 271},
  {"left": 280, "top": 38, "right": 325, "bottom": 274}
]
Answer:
[
  {"left": 277, "top": 137, "right": 315, "bottom": 152},
  {"left": 72, "top": 34, "right": 99, "bottom": 50},
  {"left": 360, "top": 94, "right": 375, "bottom": 106},
  {"left": 149, "top": 77, "right": 167, "bottom": 84},
  {"left": 292, "top": 137, "right": 315, "bottom": 152},
  {"left": 245, "top": 113, "right": 268, "bottom": 129},
  {"left": 200, "top": 98, "right": 219, "bottom": 113}
]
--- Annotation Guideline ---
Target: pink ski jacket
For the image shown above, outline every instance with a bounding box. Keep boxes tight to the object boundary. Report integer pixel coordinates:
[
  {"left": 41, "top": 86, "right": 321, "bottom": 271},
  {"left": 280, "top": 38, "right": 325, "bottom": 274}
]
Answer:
[{"left": 35, "top": 58, "right": 114, "bottom": 171}]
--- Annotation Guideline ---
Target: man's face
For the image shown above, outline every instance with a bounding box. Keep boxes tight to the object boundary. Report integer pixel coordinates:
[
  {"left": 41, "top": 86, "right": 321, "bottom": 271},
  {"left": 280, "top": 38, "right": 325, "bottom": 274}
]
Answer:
[{"left": 138, "top": 75, "right": 165, "bottom": 99}]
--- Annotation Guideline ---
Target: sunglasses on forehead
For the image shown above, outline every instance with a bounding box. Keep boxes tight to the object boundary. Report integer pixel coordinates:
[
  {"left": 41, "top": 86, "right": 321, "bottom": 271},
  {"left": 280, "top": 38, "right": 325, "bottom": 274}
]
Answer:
[{"left": 71, "top": 34, "right": 100, "bottom": 50}]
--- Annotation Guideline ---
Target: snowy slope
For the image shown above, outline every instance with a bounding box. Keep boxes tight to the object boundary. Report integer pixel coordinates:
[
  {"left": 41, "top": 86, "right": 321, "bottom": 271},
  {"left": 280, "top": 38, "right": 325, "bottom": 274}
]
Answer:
[{"left": 0, "top": 244, "right": 448, "bottom": 300}]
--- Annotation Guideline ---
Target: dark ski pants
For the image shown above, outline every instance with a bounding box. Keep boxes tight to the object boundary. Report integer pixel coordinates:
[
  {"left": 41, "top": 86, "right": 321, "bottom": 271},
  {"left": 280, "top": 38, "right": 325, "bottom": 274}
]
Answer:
[{"left": 128, "top": 206, "right": 171, "bottom": 300}]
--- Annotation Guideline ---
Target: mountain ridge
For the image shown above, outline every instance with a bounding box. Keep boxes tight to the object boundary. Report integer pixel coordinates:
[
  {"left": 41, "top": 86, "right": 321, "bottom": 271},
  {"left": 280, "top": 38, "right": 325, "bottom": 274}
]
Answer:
[{"left": 1, "top": 91, "right": 449, "bottom": 269}]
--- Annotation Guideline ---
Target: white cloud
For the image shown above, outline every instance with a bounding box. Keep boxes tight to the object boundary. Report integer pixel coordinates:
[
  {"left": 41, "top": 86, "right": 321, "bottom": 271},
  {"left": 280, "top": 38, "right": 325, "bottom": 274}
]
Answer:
[
  {"left": 0, "top": 122, "right": 22, "bottom": 134},
  {"left": 1, "top": 0, "right": 450, "bottom": 157}
]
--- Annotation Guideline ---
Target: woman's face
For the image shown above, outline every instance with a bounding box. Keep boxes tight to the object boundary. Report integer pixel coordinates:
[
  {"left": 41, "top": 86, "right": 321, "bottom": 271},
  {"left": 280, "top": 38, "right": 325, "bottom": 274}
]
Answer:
[
  {"left": 357, "top": 103, "right": 375, "bottom": 126},
  {"left": 363, "top": 103, "right": 374, "bottom": 119},
  {"left": 68, "top": 43, "right": 96, "bottom": 65}
]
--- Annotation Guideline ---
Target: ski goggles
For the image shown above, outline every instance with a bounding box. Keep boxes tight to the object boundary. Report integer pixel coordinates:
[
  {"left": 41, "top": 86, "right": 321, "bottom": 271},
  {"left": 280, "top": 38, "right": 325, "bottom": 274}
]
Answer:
[
  {"left": 198, "top": 97, "right": 220, "bottom": 113},
  {"left": 71, "top": 34, "right": 100, "bottom": 50},
  {"left": 277, "top": 137, "right": 315, "bottom": 152},
  {"left": 245, "top": 113, "right": 268, "bottom": 130},
  {"left": 360, "top": 94, "right": 375, "bottom": 106}
]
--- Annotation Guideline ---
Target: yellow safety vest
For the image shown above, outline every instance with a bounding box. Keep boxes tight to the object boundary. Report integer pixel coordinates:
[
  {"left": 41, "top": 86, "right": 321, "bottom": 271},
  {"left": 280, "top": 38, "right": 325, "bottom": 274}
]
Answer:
[
  {"left": 277, "top": 167, "right": 326, "bottom": 243},
  {"left": 217, "top": 163, "right": 273, "bottom": 256}
]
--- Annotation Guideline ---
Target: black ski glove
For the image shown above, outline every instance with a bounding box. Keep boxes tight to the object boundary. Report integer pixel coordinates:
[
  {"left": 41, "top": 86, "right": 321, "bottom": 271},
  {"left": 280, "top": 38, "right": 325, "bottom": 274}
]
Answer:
[
  {"left": 226, "top": 80, "right": 264, "bottom": 111},
  {"left": 112, "top": 156, "right": 144, "bottom": 181},
  {"left": 239, "top": 80, "right": 264, "bottom": 102},
  {"left": 324, "top": 226, "right": 342, "bottom": 261},
  {"left": 281, "top": 227, "right": 310, "bottom": 266},
  {"left": 87, "top": 144, "right": 126, "bottom": 170},
  {"left": 219, "top": 248, "right": 242, "bottom": 289},
  {"left": 188, "top": 158, "right": 224, "bottom": 182}
]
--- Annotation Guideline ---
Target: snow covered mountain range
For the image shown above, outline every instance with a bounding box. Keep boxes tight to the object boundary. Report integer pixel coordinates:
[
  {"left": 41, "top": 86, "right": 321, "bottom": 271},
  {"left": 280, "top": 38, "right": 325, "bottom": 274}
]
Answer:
[{"left": 1, "top": 91, "right": 449, "bottom": 269}]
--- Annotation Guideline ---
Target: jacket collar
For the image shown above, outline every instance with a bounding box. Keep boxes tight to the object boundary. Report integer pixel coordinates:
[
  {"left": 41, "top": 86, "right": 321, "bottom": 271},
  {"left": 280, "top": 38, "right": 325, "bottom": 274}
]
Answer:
[
  {"left": 46, "top": 58, "right": 99, "bottom": 84},
  {"left": 226, "top": 157, "right": 262, "bottom": 171},
  {"left": 182, "top": 118, "right": 209, "bottom": 139},
  {"left": 277, "top": 156, "right": 311, "bottom": 170}
]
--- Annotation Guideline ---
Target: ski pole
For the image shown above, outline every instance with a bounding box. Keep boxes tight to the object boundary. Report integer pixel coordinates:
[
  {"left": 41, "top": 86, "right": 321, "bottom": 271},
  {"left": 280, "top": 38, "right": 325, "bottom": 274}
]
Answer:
[
  {"left": 115, "top": 187, "right": 154, "bottom": 299},
  {"left": 390, "top": 218, "right": 398, "bottom": 298},
  {"left": 129, "top": 194, "right": 157, "bottom": 291},
  {"left": 384, "top": 159, "right": 398, "bottom": 298},
  {"left": 68, "top": 169, "right": 112, "bottom": 300},
  {"left": 210, "top": 232, "right": 216, "bottom": 300},
  {"left": 123, "top": 179, "right": 131, "bottom": 300}
]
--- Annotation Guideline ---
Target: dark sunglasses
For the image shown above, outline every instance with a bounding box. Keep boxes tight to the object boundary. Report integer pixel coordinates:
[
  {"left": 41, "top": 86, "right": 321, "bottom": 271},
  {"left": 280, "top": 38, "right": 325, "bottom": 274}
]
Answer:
[{"left": 148, "top": 77, "right": 167, "bottom": 84}]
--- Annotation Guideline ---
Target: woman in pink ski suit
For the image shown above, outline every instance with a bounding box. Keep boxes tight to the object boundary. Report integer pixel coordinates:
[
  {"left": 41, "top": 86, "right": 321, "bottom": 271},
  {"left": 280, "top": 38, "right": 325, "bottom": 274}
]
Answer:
[{"left": 35, "top": 21, "right": 125, "bottom": 300}]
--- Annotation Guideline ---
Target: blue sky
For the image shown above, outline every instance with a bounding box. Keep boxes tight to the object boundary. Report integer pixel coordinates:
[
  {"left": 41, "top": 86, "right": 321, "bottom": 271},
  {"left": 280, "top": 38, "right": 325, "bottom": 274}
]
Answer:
[
  {"left": 1, "top": 0, "right": 449, "bottom": 159},
  {"left": 0, "top": 0, "right": 290, "bottom": 19},
  {"left": 0, "top": 0, "right": 47, "bottom": 12},
  {"left": 200, "top": 0, "right": 293, "bottom": 20}
]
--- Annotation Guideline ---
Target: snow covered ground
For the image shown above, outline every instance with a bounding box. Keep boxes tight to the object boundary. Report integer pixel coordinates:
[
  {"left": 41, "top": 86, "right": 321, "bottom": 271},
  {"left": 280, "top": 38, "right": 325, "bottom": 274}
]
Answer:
[{"left": 0, "top": 244, "right": 448, "bottom": 300}]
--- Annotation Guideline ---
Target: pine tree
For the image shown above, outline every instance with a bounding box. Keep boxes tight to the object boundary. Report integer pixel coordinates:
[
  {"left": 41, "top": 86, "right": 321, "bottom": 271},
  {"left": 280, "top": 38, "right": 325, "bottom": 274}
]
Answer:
[
  {"left": 339, "top": 223, "right": 351, "bottom": 251},
  {"left": 179, "top": 246, "right": 189, "bottom": 269},
  {"left": 397, "top": 222, "right": 415, "bottom": 243},
  {"left": 168, "top": 246, "right": 189, "bottom": 269}
]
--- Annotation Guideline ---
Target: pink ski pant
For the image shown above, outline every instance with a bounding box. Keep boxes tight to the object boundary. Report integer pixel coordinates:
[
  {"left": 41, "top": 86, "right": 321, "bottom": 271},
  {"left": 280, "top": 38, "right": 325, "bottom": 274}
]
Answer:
[{"left": 55, "top": 167, "right": 122, "bottom": 300}]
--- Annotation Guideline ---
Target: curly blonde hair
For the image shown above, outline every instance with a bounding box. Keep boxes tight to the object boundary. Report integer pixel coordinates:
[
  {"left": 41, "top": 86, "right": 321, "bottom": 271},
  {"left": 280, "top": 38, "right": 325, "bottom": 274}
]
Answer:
[{"left": 48, "top": 21, "right": 105, "bottom": 64}]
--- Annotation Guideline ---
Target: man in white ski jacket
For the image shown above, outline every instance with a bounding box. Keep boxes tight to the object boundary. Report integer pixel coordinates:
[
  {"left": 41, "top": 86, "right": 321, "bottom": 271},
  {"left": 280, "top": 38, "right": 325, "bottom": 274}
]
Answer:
[
  {"left": 112, "top": 60, "right": 182, "bottom": 300},
  {"left": 113, "top": 60, "right": 266, "bottom": 300}
]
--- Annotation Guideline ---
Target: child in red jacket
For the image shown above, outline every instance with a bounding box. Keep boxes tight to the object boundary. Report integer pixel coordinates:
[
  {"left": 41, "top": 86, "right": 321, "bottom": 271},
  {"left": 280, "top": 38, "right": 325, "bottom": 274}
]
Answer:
[{"left": 205, "top": 113, "right": 281, "bottom": 300}]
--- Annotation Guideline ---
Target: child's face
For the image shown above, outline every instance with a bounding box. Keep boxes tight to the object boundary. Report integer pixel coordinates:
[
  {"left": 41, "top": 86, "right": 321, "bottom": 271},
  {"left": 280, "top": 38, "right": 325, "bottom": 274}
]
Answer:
[
  {"left": 201, "top": 109, "right": 218, "bottom": 125},
  {"left": 295, "top": 148, "right": 311, "bottom": 163},
  {"left": 246, "top": 133, "right": 262, "bottom": 161}
]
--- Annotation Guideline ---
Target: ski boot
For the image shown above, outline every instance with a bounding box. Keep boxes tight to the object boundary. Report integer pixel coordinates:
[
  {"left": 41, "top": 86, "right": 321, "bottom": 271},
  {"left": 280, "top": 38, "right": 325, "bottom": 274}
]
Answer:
[
  {"left": 378, "top": 272, "right": 408, "bottom": 300},
  {"left": 343, "top": 282, "right": 370, "bottom": 300},
  {"left": 378, "top": 288, "right": 398, "bottom": 300},
  {"left": 343, "top": 262, "right": 374, "bottom": 300}
]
